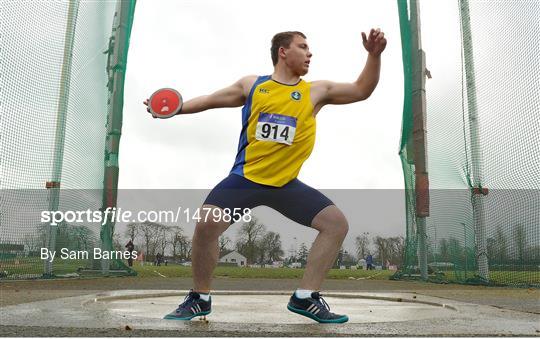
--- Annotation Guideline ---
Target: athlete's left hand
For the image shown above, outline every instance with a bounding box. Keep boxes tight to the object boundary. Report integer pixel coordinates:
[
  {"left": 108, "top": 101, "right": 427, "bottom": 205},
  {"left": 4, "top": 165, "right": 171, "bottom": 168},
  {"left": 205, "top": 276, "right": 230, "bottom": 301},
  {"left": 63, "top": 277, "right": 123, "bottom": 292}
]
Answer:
[{"left": 362, "top": 28, "right": 387, "bottom": 57}]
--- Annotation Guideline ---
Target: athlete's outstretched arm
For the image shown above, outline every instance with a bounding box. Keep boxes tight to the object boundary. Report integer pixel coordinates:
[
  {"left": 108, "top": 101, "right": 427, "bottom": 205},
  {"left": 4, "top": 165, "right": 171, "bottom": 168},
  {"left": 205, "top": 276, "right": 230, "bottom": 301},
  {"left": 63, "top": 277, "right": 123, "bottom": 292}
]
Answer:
[
  {"left": 144, "top": 75, "right": 257, "bottom": 115},
  {"left": 312, "top": 28, "right": 387, "bottom": 107}
]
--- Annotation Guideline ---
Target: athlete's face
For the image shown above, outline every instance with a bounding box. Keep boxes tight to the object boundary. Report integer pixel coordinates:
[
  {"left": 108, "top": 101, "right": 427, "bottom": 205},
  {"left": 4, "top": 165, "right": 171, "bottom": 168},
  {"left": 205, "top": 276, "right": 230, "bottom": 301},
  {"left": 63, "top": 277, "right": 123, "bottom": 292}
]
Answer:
[{"left": 282, "top": 35, "right": 312, "bottom": 76}]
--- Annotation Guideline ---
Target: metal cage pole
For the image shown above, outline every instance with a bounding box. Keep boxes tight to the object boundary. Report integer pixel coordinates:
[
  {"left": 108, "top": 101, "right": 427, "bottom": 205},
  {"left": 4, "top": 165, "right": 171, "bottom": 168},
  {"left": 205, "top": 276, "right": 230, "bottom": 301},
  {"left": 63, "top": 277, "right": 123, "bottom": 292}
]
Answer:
[
  {"left": 458, "top": 0, "right": 489, "bottom": 282},
  {"left": 410, "top": 0, "right": 430, "bottom": 281},
  {"left": 44, "top": 0, "right": 80, "bottom": 277},
  {"left": 100, "top": 0, "right": 137, "bottom": 275}
]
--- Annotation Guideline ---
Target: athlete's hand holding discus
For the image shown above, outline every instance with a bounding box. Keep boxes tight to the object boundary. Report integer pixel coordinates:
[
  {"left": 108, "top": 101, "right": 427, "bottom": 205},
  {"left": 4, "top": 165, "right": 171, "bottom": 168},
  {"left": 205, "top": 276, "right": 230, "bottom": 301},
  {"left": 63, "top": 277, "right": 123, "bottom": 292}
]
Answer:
[
  {"left": 143, "top": 88, "right": 183, "bottom": 119},
  {"left": 143, "top": 76, "right": 253, "bottom": 119}
]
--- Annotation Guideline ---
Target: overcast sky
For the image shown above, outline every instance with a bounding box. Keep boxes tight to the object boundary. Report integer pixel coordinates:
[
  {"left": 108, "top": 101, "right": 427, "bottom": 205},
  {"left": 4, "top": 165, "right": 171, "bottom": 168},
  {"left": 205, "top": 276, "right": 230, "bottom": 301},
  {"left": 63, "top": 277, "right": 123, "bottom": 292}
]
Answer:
[{"left": 119, "top": 0, "right": 409, "bottom": 255}]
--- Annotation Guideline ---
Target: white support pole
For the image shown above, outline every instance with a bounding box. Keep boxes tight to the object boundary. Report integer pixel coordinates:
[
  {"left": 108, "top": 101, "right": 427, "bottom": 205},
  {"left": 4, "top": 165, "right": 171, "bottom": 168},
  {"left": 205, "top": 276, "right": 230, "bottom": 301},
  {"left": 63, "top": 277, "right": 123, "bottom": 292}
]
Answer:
[
  {"left": 44, "top": 0, "right": 80, "bottom": 277},
  {"left": 459, "top": 0, "right": 489, "bottom": 282},
  {"left": 410, "top": 0, "right": 430, "bottom": 281}
]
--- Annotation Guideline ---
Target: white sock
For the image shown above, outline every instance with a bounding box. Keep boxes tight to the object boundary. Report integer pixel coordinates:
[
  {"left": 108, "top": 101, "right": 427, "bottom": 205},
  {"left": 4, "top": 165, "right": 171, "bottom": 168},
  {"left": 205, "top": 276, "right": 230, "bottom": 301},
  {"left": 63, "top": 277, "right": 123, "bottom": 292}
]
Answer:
[
  {"left": 198, "top": 292, "right": 210, "bottom": 302},
  {"left": 295, "top": 289, "right": 314, "bottom": 299}
]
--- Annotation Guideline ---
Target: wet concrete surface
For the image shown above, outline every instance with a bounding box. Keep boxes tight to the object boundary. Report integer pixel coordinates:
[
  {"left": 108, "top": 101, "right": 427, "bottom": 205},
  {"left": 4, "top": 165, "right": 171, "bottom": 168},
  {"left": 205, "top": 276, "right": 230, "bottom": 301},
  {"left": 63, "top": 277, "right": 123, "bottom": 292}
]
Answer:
[
  {"left": 1, "top": 289, "right": 538, "bottom": 336},
  {"left": 1, "top": 277, "right": 538, "bottom": 313},
  {"left": 103, "top": 292, "right": 456, "bottom": 324}
]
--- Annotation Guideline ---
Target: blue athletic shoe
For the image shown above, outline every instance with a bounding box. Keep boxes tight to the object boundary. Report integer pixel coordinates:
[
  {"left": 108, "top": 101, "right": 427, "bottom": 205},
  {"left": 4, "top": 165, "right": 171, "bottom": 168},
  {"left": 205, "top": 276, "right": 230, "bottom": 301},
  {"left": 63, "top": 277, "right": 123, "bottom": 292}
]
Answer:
[
  {"left": 287, "top": 291, "right": 349, "bottom": 323},
  {"left": 164, "top": 290, "right": 211, "bottom": 320}
]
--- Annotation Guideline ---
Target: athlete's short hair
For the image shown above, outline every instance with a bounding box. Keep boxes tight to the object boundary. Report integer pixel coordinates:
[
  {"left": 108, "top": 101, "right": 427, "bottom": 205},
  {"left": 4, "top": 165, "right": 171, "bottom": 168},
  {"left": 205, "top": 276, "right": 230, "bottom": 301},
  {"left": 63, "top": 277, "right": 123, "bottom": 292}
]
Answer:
[{"left": 270, "top": 31, "right": 307, "bottom": 66}]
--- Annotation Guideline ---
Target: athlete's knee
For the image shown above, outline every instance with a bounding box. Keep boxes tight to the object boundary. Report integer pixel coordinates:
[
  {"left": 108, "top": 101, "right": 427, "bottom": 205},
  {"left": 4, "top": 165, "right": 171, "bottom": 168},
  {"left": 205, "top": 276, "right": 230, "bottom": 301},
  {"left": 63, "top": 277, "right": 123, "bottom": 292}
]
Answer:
[
  {"left": 193, "top": 206, "right": 230, "bottom": 239},
  {"left": 311, "top": 205, "right": 349, "bottom": 238},
  {"left": 334, "top": 215, "right": 349, "bottom": 239},
  {"left": 194, "top": 219, "right": 228, "bottom": 239}
]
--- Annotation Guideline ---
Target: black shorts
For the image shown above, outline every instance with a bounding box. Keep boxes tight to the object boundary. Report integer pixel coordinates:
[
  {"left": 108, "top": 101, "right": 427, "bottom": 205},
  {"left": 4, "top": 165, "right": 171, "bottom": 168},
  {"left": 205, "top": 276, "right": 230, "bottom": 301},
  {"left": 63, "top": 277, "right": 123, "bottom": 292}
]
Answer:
[{"left": 203, "top": 174, "right": 334, "bottom": 227}]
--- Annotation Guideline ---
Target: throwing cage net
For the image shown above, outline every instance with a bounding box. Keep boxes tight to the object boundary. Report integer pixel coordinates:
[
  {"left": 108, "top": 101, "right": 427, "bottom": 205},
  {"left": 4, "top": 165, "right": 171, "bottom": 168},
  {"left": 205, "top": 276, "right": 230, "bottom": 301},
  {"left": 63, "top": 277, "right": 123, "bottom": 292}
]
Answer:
[
  {"left": 394, "top": 0, "right": 539, "bottom": 287},
  {"left": 0, "top": 0, "right": 137, "bottom": 279}
]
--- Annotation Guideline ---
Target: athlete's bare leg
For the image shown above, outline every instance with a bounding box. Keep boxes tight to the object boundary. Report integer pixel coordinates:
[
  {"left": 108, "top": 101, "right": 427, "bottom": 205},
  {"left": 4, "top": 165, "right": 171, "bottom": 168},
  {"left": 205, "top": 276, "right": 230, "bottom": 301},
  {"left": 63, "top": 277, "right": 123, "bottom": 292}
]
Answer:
[
  {"left": 300, "top": 205, "right": 349, "bottom": 290},
  {"left": 191, "top": 204, "right": 230, "bottom": 293}
]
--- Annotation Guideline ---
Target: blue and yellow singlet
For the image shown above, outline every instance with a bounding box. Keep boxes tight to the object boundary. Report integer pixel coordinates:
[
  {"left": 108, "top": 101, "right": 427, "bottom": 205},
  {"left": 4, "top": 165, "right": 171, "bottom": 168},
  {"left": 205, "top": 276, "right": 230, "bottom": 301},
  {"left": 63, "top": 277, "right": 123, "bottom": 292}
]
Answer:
[{"left": 230, "top": 75, "right": 316, "bottom": 187}]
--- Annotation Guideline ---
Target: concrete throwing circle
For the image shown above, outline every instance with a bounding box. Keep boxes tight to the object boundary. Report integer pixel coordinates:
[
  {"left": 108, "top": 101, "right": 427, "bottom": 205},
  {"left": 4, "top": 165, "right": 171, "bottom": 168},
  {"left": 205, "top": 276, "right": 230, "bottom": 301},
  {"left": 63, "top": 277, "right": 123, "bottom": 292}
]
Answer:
[
  {"left": 98, "top": 291, "right": 457, "bottom": 324},
  {"left": 2, "top": 289, "right": 537, "bottom": 335}
]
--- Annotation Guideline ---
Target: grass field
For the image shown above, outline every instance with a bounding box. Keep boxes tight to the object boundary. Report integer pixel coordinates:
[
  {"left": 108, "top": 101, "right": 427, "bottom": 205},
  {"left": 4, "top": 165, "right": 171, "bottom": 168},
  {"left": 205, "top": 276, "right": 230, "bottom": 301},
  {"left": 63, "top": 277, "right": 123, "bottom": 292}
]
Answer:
[
  {"left": 2, "top": 258, "right": 396, "bottom": 280},
  {"left": 133, "top": 263, "right": 396, "bottom": 280},
  {"left": 1, "top": 258, "right": 538, "bottom": 286},
  {"left": 0, "top": 258, "right": 126, "bottom": 278}
]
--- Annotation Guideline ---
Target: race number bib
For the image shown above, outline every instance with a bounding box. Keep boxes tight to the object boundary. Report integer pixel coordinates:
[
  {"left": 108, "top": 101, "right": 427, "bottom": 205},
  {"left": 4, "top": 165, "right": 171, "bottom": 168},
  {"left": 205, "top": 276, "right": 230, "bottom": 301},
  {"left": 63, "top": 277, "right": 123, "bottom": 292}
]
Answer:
[{"left": 255, "top": 113, "right": 297, "bottom": 145}]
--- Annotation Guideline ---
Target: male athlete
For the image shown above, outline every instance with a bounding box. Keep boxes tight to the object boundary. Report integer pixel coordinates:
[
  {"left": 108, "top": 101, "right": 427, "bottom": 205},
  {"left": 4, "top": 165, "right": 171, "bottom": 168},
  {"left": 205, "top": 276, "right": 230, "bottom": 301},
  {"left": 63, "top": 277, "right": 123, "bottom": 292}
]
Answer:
[{"left": 144, "top": 29, "right": 386, "bottom": 323}]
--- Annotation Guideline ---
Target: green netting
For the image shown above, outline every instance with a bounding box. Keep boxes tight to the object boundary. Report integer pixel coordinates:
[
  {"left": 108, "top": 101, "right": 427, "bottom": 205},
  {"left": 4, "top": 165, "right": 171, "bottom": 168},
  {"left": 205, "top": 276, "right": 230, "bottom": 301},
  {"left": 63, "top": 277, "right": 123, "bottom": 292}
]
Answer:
[
  {"left": 0, "top": 0, "right": 136, "bottom": 279},
  {"left": 394, "top": 0, "right": 539, "bottom": 287}
]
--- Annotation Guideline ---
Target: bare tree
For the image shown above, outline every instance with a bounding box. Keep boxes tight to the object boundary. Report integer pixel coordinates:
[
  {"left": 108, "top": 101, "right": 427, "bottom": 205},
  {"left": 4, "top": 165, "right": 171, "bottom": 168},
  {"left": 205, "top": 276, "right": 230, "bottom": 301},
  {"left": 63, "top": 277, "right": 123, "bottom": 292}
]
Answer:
[
  {"left": 254, "top": 231, "right": 283, "bottom": 265},
  {"left": 69, "top": 225, "right": 94, "bottom": 251},
  {"left": 125, "top": 222, "right": 139, "bottom": 243},
  {"left": 157, "top": 224, "right": 171, "bottom": 256},
  {"left": 373, "top": 236, "right": 389, "bottom": 266},
  {"left": 355, "top": 233, "right": 370, "bottom": 260},
  {"left": 265, "top": 232, "right": 284, "bottom": 263},
  {"left": 138, "top": 221, "right": 161, "bottom": 258},
  {"left": 170, "top": 226, "right": 185, "bottom": 260},
  {"left": 297, "top": 242, "right": 309, "bottom": 266},
  {"left": 174, "top": 234, "right": 191, "bottom": 261},
  {"left": 236, "top": 218, "right": 266, "bottom": 265},
  {"left": 387, "top": 236, "right": 405, "bottom": 265},
  {"left": 184, "top": 238, "right": 192, "bottom": 260},
  {"left": 52, "top": 223, "right": 96, "bottom": 253},
  {"left": 256, "top": 237, "right": 269, "bottom": 265},
  {"left": 370, "top": 236, "right": 405, "bottom": 267},
  {"left": 219, "top": 235, "right": 232, "bottom": 257},
  {"left": 113, "top": 232, "right": 123, "bottom": 251}
]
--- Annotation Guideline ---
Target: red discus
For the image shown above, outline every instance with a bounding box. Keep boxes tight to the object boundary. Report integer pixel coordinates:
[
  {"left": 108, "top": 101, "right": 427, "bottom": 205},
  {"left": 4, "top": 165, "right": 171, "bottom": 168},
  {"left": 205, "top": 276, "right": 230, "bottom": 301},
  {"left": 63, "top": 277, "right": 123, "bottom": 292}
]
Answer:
[{"left": 148, "top": 88, "right": 183, "bottom": 119}]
